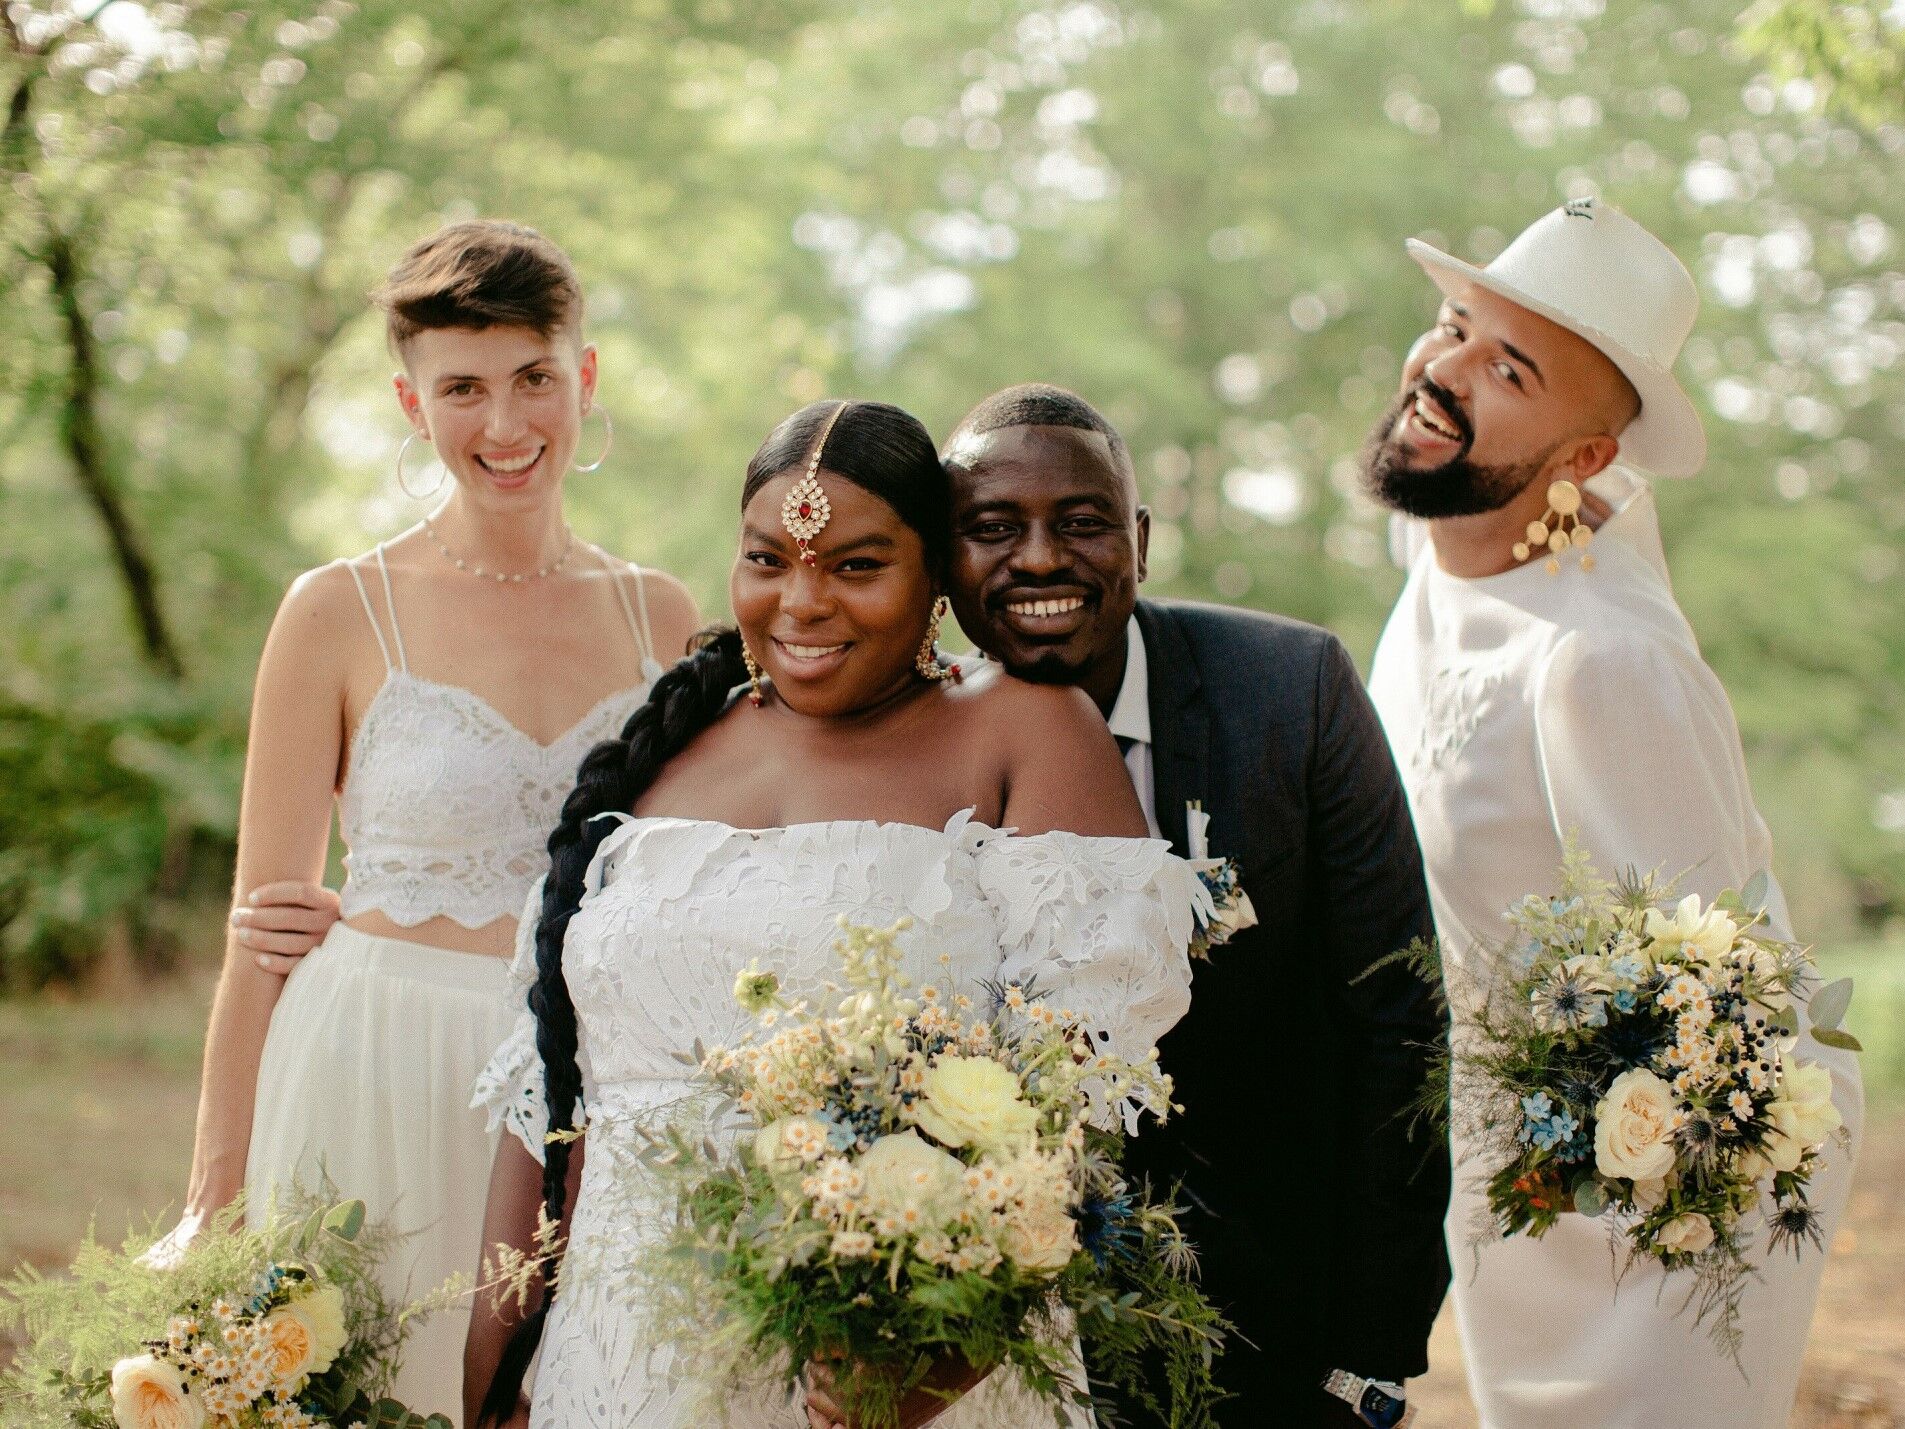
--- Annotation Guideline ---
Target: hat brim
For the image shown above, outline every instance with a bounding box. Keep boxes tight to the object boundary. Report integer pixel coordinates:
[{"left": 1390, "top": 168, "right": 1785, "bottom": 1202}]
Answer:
[{"left": 1405, "top": 239, "right": 1708, "bottom": 478}]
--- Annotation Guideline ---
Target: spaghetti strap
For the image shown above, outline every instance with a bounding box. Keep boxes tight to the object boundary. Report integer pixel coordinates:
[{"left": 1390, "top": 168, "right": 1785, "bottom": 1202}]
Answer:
[
  {"left": 371, "top": 544, "right": 411, "bottom": 673},
  {"left": 630, "top": 563, "right": 659, "bottom": 668},
  {"left": 598, "top": 546, "right": 660, "bottom": 677},
  {"left": 346, "top": 557, "right": 397, "bottom": 674}
]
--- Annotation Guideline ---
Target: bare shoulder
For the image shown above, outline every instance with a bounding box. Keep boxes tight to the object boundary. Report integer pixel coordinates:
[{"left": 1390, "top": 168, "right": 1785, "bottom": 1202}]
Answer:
[
  {"left": 609, "top": 558, "right": 704, "bottom": 659},
  {"left": 951, "top": 666, "right": 1111, "bottom": 748},
  {"left": 275, "top": 558, "right": 373, "bottom": 642}
]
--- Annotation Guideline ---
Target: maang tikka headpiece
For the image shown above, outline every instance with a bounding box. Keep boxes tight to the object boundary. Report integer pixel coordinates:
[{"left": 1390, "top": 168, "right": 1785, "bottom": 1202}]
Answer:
[{"left": 781, "top": 400, "right": 848, "bottom": 565}]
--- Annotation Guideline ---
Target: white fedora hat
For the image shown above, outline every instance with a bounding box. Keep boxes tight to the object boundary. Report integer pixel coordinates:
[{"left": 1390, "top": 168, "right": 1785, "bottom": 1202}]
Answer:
[{"left": 1405, "top": 199, "right": 1707, "bottom": 477}]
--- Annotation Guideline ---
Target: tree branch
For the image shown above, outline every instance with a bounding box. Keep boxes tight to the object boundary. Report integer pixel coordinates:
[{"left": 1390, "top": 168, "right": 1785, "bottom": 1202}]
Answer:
[{"left": 45, "top": 224, "right": 185, "bottom": 679}]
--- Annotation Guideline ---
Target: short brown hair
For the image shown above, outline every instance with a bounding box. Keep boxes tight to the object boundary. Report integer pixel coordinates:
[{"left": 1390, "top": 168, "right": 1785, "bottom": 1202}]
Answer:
[{"left": 372, "top": 219, "right": 584, "bottom": 352}]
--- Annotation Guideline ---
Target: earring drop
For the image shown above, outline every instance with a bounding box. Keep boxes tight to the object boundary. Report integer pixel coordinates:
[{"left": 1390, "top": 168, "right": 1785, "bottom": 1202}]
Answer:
[
  {"left": 915, "top": 596, "right": 962, "bottom": 684},
  {"left": 1513, "top": 479, "right": 1595, "bottom": 574},
  {"left": 741, "top": 643, "right": 766, "bottom": 706}
]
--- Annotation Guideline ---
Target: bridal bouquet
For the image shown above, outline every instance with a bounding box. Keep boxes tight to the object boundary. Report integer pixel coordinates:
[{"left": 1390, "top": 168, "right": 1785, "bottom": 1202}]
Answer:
[
  {"left": 1, "top": 1198, "right": 452, "bottom": 1429},
  {"left": 627, "top": 918, "right": 1228, "bottom": 1428},
  {"left": 1439, "top": 851, "right": 1857, "bottom": 1350}
]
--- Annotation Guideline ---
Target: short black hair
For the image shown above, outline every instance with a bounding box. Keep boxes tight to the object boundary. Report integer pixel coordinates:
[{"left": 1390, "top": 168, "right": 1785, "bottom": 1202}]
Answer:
[{"left": 947, "top": 383, "right": 1131, "bottom": 473}]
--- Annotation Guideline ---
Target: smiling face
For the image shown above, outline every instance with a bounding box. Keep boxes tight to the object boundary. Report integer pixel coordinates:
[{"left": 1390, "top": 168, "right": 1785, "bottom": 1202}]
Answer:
[
  {"left": 730, "top": 471, "right": 937, "bottom": 717},
  {"left": 395, "top": 324, "right": 597, "bottom": 511},
  {"left": 1361, "top": 278, "right": 1637, "bottom": 518},
  {"left": 945, "top": 425, "right": 1149, "bottom": 712}
]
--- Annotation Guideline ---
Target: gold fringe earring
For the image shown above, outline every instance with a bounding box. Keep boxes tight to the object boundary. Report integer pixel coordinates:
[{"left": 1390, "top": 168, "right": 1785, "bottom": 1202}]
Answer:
[
  {"left": 915, "top": 597, "right": 962, "bottom": 684},
  {"left": 1514, "top": 479, "right": 1595, "bottom": 575},
  {"left": 741, "top": 642, "right": 766, "bottom": 706}
]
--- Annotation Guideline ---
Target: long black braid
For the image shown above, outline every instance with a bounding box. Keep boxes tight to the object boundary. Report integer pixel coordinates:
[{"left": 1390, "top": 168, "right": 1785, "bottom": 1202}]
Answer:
[{"left": 479, "top": 399, "right": 948, "bottom": 1424}]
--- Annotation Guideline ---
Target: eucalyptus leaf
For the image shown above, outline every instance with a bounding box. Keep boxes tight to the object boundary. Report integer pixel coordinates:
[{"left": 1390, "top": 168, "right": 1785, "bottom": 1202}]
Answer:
[
  {"left": 1741, "top": 871, "right": 1770, "bottom": 913},
  {"left": 1769, "top": 1005, "right": 1800, "bottom": 1038},
  {"left": 1811, "top": 1026, "right": 1863, "bottom": 1052},
  {"left": 1572, "top": 1177, "right": 1610, "bottom": 1218},
  {"left": 1809, "top": 977, "right": 1854, "bottom": 1031},
  {"left": 322, "top": 1199, "right": 367, "bottom": 1243}
]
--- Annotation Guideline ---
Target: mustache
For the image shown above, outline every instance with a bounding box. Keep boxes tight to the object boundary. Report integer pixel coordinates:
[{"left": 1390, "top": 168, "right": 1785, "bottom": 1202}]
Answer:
[{"left": 986, "top": 580, "right": 1099, "bottom": 609}]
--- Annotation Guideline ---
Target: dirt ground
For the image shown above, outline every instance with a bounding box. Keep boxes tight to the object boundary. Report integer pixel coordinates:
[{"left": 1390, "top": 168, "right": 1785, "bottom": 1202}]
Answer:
[
  {"left": 1401, "top": 1128, "right": 1905, "bottom": 1427},
  {"left": 2, "top": 974, "right": 1899, "bottom": 1424}
]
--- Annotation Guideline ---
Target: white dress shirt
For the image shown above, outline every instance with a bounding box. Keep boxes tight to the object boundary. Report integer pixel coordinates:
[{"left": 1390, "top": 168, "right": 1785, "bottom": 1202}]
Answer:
[{"left": 1107, "top": 615, "right": 1161, "bottom": 839}]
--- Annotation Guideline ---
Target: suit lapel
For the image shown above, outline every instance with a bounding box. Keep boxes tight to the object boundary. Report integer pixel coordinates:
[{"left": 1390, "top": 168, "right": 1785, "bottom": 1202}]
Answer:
[{"left": 1135, "top": 600, "right": 1208, "bottom": 859}]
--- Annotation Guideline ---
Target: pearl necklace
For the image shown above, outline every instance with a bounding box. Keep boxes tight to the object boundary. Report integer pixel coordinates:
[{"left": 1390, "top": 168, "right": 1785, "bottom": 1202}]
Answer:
[{"left": 423, "top": 516, "right": 575, "bottom": 584}]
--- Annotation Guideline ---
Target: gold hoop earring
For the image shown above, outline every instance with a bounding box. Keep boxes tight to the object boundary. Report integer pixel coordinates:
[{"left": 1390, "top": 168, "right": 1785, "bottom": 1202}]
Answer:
[
  {"left": 741, "top": 641, "right": 766, "bottom": 707},
  {"left": 1513, "top": 478, "right": 1595, "bottom": 575},
  {"left": 395, "top": 432, "right": 444, "bottom": 500},
  {"left": 573, "top": 409, "right": 614, "bottom": 473},
  {"left": 915, "top": 596, "right": 962, "bottom": 684}
]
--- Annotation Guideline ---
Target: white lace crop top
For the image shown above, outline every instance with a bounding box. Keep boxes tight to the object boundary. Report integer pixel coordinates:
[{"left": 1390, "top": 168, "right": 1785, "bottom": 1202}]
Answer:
[{"left": 336, "top": 544, "right": 666, "bottom": 930}]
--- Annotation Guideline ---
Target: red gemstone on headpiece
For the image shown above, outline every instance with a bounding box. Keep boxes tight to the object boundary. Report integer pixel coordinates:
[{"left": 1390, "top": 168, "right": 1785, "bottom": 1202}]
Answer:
[{"left": 799, "top": 502, "right": 812, "bottom": 518}]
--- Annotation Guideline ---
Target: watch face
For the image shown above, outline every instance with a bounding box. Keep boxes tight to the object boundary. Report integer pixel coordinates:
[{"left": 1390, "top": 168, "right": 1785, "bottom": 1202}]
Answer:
[{"left": 1359, "top": 1384, "right": 1407, "bottom": 1429}]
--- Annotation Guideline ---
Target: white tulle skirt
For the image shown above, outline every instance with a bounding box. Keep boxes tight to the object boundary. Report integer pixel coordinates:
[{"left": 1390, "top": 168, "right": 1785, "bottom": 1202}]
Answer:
[{"left": 246, "top": 923, "right": 517, "bottom": 1427}]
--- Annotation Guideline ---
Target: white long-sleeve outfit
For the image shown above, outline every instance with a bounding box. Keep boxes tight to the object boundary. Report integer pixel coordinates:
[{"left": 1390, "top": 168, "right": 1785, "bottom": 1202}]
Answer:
[{"left": 1369, "top": 472, "right": 1862, "bottom": 1428}]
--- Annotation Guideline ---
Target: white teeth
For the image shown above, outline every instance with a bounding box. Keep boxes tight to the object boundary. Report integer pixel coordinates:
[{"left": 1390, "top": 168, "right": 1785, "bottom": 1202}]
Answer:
[
  {"left": 1412, "top": 396, "right": 1460, "bottom": 441},
  {"left": 482, "top": 450, "right": 540, "bottom": 473},
  {"left": 782, "top": 643, "right": 843, "bottom": 659},
  {"left": 1007, "top": 597, "right": 1086, "bottom": 618}
]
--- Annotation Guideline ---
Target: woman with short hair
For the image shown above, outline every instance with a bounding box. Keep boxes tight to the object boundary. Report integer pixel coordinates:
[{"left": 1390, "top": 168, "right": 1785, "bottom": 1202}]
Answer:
[{"left": 163, "top": 220, "right": 700, "bottom": 1423}]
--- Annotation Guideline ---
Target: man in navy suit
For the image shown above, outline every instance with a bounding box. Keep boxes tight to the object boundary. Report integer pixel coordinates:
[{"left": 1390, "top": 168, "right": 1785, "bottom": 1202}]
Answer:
[{"left": 943, "top": 385, "right": 1450, "bottom": 1427}]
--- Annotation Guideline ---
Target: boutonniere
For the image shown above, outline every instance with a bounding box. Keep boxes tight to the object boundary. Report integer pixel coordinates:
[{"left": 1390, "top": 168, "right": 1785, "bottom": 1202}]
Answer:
[{"left": 1186, "top": 800, "right": 1258, "bottom": 958}]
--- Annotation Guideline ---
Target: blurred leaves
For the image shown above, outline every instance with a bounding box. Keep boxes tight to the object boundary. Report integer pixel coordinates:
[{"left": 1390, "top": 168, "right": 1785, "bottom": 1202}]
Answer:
[{"left": 0, "top": 0, "right": 1901, "bottom": 983}]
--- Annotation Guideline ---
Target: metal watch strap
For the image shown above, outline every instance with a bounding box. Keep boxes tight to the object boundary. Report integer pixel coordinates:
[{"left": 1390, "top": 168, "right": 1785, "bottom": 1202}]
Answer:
[{"left": 1323, "top": 1369, "right": 1417, "bottom": 1428}]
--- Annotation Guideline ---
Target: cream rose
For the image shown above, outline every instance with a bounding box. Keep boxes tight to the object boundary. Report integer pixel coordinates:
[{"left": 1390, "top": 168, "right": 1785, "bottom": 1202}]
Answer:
[
  {"left": 1764, "top": 1059, "right": 1842, "bottom": 1173},
  {"left": 1643, "top": 895, "right": 1738, "bottom": 965},
  {"left": 1001, "top": 1204, "right": 1079, "bottom": 1272},
  {"left": 859, "top": 1131, "right": 964, "bottom": 1220},
  {"left": 1655, "top": 1212, "right": 1715, "bottom": 1256},
  {"left": 1593, "top": 1068, "right": 1679, "bottom": 1182},
  {"left": 911, "top": 1056, "right": 1039, "bottom": 1153},
  {"left": 262, "top": 1283, "right": 346, "bottom": 1388},
  {"left": 110, "top": 1354, "right": 204, "bottom": 1429},
  {"left": 1630, "top": 1177, "right": 1669, "bottom": 1212}
]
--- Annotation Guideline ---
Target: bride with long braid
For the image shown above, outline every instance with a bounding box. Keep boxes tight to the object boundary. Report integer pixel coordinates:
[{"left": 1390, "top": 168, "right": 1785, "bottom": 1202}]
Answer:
[{"left": 464, "top": 399, "right": 1212, "bottom": 1428}]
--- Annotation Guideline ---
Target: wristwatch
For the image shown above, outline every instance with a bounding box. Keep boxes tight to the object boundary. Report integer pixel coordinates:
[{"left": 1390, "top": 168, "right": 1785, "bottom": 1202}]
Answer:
[{"left": 1323, "top": 1370, "right": 1415, "bottom": 1428}]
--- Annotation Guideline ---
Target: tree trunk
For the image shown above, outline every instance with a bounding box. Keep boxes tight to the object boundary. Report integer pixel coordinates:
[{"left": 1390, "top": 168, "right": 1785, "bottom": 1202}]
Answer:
[{"left": 45, "top": 227, "right": 186, "bottom": 680}]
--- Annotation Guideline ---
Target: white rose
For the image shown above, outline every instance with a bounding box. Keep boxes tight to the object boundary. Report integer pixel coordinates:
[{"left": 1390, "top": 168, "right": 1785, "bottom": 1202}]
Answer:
[
  {"left": 1211, "top": 888, "right": 1258, "bottom": 942},
  {"left": 911, "top": 1056, "right": 1039, "bottom": 1154},
  {"left": 1764, "top": 1059, "right": 1841, "bottom": 1173},
  {"left": 1735, "top": 1148, "right": 1773, "bottom": 1184},
  {"left": 1630, "top": 1177, "right": 1668, "bottom": 1212},
  {"left": 1655, "top": 1212, "right": 1715, "bottom": 1256},
  {"left": 110, "top": 1354, "right": 205, "bottom": 1429},
  {"left": 261, "top": 1282, "right": 346, "bottom": 1388},
  {"left": 1593, "top": 1069, "right": 1679, "bottom": 1183},
  {"left": 1643, "top": 895, "right": 1738, "bottom": 965},
  {"left": 1000, "top": 1205, "right": 1079, "bottom": 1273},
  {"left": 859, "top": 1131, "right": 964, "bottom": 1221}
]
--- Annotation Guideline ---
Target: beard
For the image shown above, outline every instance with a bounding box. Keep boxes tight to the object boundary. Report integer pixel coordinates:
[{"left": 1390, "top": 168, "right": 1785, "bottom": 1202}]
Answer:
[
  {"left": 995, "top": 646, "right": 1092, "bottom": 685},
  {"left": 1360, "top": 380, "right": 1552, "bottom": 519}
]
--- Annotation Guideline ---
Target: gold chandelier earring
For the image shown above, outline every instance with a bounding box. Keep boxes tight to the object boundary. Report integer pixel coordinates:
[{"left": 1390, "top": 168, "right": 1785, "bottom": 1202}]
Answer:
[
  {"left": 741, "top": 641, "right": 766, "bottom": 707},
  {"left": 915, "top": 596, "right": 963, "bottom": 684},
  {"left": 1513, "top": 478, "right": 1595, "bottom": 575}
]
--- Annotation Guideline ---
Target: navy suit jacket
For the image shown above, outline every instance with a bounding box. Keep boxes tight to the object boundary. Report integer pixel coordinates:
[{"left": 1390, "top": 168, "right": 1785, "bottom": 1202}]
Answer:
[{"left": 1117, "top": 597, "right": 1450, "bottom": 1424}]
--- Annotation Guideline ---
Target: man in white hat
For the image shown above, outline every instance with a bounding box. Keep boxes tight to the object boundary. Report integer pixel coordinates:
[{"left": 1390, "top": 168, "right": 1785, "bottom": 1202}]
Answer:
[{"left": 1362, "top": 200, "right": 1864, "bottom": 1425}]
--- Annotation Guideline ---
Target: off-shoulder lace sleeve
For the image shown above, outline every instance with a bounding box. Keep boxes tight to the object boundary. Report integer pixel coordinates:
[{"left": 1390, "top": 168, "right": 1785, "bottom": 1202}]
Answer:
[
  {"left": 974, "top": 831, "right": 1200, "bottom": 1089},
  {"left": 471, "top": 872, "right": 599, "bottom": 1163}
]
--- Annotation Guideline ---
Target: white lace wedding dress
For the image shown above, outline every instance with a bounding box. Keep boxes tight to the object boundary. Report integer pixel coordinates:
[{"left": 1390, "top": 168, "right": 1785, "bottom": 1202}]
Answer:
[{"left": 474, "top": 810, "right": 1204, "bottom": 1428}]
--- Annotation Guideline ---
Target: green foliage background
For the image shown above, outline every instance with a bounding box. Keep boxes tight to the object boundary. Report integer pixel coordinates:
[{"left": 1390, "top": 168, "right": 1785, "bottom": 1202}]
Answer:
[{"left": 2, "top": 0, "right": 1901, "bottom": 985}]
